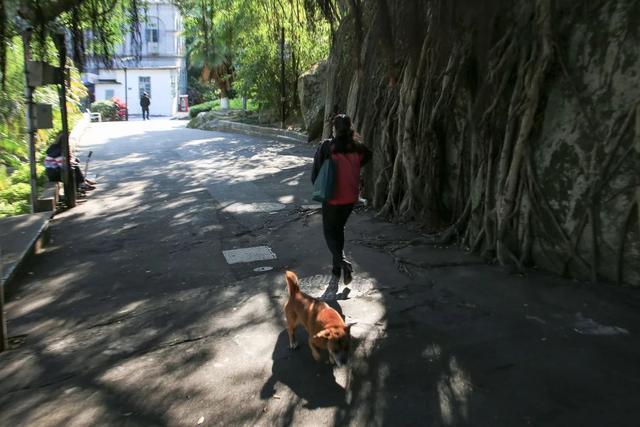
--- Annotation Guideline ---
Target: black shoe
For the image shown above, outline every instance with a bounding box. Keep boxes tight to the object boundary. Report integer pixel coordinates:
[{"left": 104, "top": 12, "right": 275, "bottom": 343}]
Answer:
[{"left": 342, "top": 261, "right": 353, "bottom": 285}]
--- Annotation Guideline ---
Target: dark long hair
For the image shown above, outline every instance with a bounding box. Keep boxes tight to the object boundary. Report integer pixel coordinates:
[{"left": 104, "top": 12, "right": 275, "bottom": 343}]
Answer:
[{"left": 332, "top": 114, "right": 364, "bottom": 153}]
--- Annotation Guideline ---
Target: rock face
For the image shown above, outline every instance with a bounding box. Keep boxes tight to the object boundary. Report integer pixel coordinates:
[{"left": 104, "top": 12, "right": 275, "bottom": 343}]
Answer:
[
  {"left": 298, "top": 60, "right": 328, "bottom": 141},
  {"left": 323, "top": 0, "right": 640, "bottom": 286},
  {"left": 187, "top": 111, "right": 221, "bottom": 131}
]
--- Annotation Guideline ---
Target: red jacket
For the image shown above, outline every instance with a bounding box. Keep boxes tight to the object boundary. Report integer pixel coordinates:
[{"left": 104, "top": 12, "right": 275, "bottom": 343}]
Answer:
[{"left": 312, "top": 138, "right": 372, "bottom": 205}]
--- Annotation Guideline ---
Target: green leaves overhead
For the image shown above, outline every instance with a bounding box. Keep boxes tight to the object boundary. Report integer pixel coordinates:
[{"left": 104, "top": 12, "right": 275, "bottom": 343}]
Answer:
[{"left": 0, "top": 0, "right": 144, "bottom": 79}]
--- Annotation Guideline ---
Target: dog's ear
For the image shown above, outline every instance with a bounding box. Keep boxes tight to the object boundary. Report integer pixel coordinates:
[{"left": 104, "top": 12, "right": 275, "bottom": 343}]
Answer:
[{"left": 314, "top": 329, "right": 332, "bottom": 340}]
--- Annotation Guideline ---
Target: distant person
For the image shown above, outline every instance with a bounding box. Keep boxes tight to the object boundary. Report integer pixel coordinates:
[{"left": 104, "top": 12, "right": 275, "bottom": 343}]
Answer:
[
  {"left": 140, "top": 92, "right": 151, "bottom": 120},
  {"left": 311, "top": 114, "right": 371, "bottom": 286},
  {"left": 44, "top": 135, "right": 96, "bottom": 193}
]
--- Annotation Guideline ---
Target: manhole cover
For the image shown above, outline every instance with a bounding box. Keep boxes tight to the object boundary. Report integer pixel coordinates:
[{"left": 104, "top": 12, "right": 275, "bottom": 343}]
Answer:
[
  {"left": 223, "top": 246, "right": 277, "bottom": 264},
  {"left": 8, "top": 334, "right": 28, "bottom": 350}
]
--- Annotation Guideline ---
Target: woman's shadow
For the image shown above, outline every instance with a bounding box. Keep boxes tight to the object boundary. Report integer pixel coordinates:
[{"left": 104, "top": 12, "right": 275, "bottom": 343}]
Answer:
[{"left": 260, "top": 298, "right": 348, "bottom": 411}]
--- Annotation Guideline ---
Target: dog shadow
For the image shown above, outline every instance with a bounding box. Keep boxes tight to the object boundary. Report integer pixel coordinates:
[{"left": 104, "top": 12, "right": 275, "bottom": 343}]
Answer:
[{"left": 260, "top": 329, "right": 347, "bottom": 410}]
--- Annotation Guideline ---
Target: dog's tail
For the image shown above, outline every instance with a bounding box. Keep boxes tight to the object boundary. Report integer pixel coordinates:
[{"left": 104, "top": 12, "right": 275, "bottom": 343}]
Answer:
[{"left": 285, "top": 271, "right": 300, "bottom": 295}]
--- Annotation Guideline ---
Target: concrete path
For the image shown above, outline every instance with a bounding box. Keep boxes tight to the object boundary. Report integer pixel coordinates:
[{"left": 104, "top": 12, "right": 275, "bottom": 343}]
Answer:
[{"left": 1, "top": 119, "right": 639, "bottom": 427}]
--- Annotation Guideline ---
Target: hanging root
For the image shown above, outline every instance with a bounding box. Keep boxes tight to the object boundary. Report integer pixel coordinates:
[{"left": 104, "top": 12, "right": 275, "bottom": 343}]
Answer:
[{"left": 616, "top": 202, "right": 638, "bottom": 285}]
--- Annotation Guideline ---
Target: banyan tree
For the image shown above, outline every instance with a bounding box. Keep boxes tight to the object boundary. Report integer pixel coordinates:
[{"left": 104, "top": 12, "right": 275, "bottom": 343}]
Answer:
[{"left": 316, "top": 0, "right": 640, "bottom": 285}]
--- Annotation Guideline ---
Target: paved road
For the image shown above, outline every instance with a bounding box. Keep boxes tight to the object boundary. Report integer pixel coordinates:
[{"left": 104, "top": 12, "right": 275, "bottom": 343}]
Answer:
[{"left": 1, "top": 119, "right": 639, "bottom": 426}]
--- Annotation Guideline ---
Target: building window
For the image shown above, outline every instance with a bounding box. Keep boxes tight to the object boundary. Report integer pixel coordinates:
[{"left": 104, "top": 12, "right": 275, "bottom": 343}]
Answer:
[
  {"left": 139, "top": 77, "right": 151, "bottom": 98},
  {"left": 105, "top": 89, "right": 114, "bottom": 99},
  {"left": 145, "top": 28, "right": 159, "bottom": 43}
]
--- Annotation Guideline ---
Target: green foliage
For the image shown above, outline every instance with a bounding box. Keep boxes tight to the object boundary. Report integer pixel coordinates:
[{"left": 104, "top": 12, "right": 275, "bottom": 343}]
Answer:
[
  {"left": 0, "top": 33, "right": 87, "bottom": 217},
  {"left": 10, "top": 163, "right": 47, "bottom": 187},
  {"left": 0, "top": 162, "right": 48, "bottom": 217},
  {"left": 90, "top": 100, "right": 119, "bottom": 121},
  {"left": 1, "top": 1, "right": 144, "bottom": 80},
  {"left": 182, "top": 0, "right": 238, "bottom": 97},
  {"left": 0, "top": 167, "right": 9, "bottom": 191},
  {"left": 0, "top": 182, "right": 31, "bottom": 204},
  {"left": 187, "top": 77, "right": 218, "bottom": 105},
  {"left": 188, "top": 98, "right": 258, "bottom": 118},
  {"left": 0, "top": 38, "right": 26, "bottom": 168},
  {"left": 180, "top": 0, "right": 330, "bottom": 119},
  {"left": 0, "top": 181, "right": 31, "bottom": 217},
  {"left": 0, "top": 199, "right": 29, "bottom": 218},
  {"left": 189, "top": 100, "right": 219, "bottom": 118},
  {"left": 0, "top": 0, "right": 125, "bottom": 218}
]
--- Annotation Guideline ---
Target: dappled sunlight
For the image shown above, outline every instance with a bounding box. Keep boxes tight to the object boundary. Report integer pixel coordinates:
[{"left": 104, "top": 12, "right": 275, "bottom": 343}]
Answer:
[
  {"left": 222, "top": 202, "right": 287, "bottom": 214},
  {"left": 113, "top": 152, "right": 152, "bottom": 165},
  {"left": 115, "top": 299, "right": 148, "bottom": 316},
  {"left": 0, "top": 352, "right": 46, "bottom": 388},
  {"left": 179, "top": 136, "right": 312, "bottom": 186},
  {"left": 182, "top": 136, "right": 227, "bottom": 148},
  {"left": 5, "top": 389, "right": 108, "bottom": 427},
  {"left": 46, "top": 334, "right": 80, "bottom": 354},
  {"left": 179, "top": 187, "right": 209, "bottom": 195},
  {"left": 165, "top": 195, "right": 202, "bottom": 210},
  {"left": 43, "top": 268, "right": 93, "bottom": 292},
  {"left": 281, "top": 171, "right": 304, "bottom": 187},
  {"left": 278, "top": 195, "right": 295, "bottom": 204},
  {"left": 101, "top": 181, "right": 151, "bottom": 210},
  {"left": 11, "top": 295, "right": 54, "bottom": 317},
  {"left": 230, "top": 321, "right": 283, "bottom": 359},
  {"left": 437, "top": 356, "right": 473, "bottom": 425},
  {"left": 100, "top": 353, "right": 159, "bottom": 384}
]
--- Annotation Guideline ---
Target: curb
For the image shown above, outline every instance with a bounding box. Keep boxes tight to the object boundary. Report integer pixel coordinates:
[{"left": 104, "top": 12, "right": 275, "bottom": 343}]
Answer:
[
  {"left": 190, "top": 117, "right": 309, "bottom": 144},
  {"left": 216, "top": 120, "right": 308, "bottom": 144}
]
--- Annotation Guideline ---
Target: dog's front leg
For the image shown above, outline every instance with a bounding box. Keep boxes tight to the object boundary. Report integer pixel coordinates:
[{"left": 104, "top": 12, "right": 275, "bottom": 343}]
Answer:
[
  {"left": 288, "top": 327, "right": 298, "bottom": 350},
  {"left": 308, "top": 338, "right": 322, "bottom": 362}
]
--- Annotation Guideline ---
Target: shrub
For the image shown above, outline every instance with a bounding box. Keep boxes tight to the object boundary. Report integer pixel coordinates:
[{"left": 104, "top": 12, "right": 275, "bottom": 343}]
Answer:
[
  {"left": 0, "top": 199, "right": 28, "bottom": 217},
  {"left": 112, "top": 97, "right": 128, "bottom": 120},
  {"left": 10, "top": 163, "right": 46, "bottom": 187},
  {"left": 0, "top": 182, "right": 30, "bottom": 204},
  {"left": 90, "top": 100, "right": 119, "bottom": 121},
  {"left": 187, "top": 78, "right": 217, "bottom": 105},
  {"left": 188, "top": 98, "right": 258, "bottom": 118},
  {"left": 189, "top": 100, "right": 219, "bottom": 118}
]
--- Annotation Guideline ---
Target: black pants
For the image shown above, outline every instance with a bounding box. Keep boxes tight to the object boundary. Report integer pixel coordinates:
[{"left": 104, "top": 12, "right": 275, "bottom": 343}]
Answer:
[
  {"left": 142, "top": 107, "right": 149, "bottom": 120},
  {"left": 322, "top": 202, "right": 354, "bottom": 275},
  {"left": 46, "top": 166, "right": 84, "bottom": 184}
]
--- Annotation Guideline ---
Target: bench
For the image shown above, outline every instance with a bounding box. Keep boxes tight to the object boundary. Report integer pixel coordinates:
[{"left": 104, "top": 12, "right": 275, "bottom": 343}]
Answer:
[
  {"left": 0, "top": 212, "right": 51, "bottom": 295},
  {"left": 35, "top": 182, "right": 59, "bottom": 213},
  {"left": 87, "top": 109, "right": 102, "bottom": 122}
]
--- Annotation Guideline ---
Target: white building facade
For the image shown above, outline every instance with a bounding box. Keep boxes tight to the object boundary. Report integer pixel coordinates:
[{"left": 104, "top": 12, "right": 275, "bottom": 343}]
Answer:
[{"left": 85, "top": 1, "right": 187, "bottom": 117}]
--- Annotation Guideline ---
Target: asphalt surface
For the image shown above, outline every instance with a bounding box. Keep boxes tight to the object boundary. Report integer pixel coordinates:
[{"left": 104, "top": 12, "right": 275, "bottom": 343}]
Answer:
[{"left": 1, "top": 118, "right": 639, "bottom": 427}]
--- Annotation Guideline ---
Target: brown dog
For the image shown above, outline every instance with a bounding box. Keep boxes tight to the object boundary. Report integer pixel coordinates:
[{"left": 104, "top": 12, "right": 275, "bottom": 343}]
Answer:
[{"left": 284, "top": 271, "right": 352, "bottom": 366}]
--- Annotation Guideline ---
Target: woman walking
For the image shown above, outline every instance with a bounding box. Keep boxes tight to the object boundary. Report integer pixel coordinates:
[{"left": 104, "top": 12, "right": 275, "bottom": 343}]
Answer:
[{"left": 312, "top": 114, "right": 372, "bottom": 285}]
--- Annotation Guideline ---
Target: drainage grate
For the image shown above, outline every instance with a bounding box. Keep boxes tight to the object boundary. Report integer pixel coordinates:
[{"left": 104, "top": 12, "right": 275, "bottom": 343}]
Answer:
[{"left": 222, "top": 246, "right": 277, "bottom": 264}]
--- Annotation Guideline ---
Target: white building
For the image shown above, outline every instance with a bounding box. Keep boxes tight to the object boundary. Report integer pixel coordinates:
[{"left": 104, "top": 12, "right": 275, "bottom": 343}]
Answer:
[{"left": 85, "top": 1, "right": 187, "bottom": 117}]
